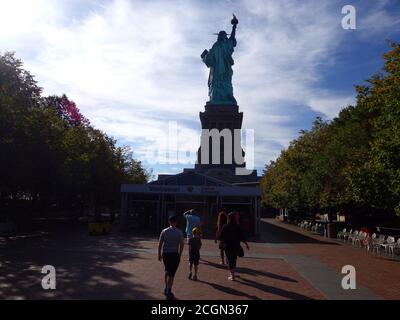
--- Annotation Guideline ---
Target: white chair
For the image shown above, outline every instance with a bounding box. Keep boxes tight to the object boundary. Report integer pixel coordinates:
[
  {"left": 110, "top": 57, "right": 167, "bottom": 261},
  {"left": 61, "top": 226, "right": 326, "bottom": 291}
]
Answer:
[
  {"left": 381, "top": 236, "right": 396, "bottom": 256},
  {"left": 316, "top": 223, "right": 323, "bottom": 234},
  {"left": 337, "top": 228, "right": 346, "bottom": 240},
  {"left": 353, "top": 231, "right": 364, "bottom": 247},
  {"left": 370, "top": 234, "right": 386, "bottom": 255},
  {"left": 360, "top": 232, "right": 368, "bottom": 247},
  {"left": 311, "top": 223, "right": 318, "bottom": 232},
  {"left": 298, "top": 221, "right": 303, "bottom": 228},
  {"left": 349, "top": 230, "right": 359, "bottom": 246},
  {"left": 394, "top": 238, "right": 400, "bottom": 255},
  {"left": 361, "top": 232, "right": 369, "bottom": 247},
  {"left": 378, "top": 234, "right": 386, "bottom": 243},
  {"left": 343, "top": 229, "right": 353, "bottom": 242}
]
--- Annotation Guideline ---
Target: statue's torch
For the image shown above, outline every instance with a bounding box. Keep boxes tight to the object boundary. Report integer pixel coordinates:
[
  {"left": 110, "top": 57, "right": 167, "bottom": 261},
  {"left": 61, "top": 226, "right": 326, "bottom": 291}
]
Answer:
[{"left": 231, "top": 14, "right": 238, "bottom": 26}]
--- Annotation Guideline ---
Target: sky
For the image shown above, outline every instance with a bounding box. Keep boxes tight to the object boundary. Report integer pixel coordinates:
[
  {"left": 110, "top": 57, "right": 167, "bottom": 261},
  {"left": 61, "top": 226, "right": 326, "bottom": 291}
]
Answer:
[{"left": 1, "top": 0, "right": 399, "bottom": 179}]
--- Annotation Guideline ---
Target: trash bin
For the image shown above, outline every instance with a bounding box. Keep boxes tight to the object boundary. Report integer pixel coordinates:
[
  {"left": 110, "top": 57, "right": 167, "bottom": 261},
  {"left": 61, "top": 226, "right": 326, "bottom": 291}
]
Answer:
[
  {"left": 327, "top": 223, "right": 336, "bottom": 238},
  {"left": 88, "top": 221, "right": 112, "bottom": 235}
]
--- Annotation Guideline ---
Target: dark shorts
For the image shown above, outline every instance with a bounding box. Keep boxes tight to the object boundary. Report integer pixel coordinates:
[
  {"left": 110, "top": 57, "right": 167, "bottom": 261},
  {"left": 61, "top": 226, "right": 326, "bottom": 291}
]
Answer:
[
  {"left": 163, "top": 252, "right": 181, "bottom": 277},
  {"left": 189, "top": 251, "right": 200, "bottom": 265},
  {"left": 224, "top": 248, "right": 237, "bottom": 269}
]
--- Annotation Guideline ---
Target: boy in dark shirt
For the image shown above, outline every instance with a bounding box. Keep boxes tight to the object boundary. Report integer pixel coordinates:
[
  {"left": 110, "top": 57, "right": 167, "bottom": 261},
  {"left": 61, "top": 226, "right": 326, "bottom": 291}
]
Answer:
[{"left": 188, "top": 227, "right": 202, "bottom": 281}]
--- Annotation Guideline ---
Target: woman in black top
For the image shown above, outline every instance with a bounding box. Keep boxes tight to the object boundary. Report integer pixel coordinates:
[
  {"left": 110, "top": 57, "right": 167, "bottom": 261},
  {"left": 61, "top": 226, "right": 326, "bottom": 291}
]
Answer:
[{"left": 218, "top": 212, "right": 249, "bottom": 281}]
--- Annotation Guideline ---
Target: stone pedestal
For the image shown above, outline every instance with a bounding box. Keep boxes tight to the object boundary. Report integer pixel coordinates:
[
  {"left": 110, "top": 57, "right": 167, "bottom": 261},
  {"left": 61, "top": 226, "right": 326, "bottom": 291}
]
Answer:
[{"left": 195, "top": 104, "right": 247, "bottom": 174}]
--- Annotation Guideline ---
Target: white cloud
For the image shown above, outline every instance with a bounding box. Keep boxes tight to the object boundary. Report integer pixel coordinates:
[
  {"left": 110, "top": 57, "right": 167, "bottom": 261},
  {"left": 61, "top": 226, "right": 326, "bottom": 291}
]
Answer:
[
  {"left": 359, "top": 0, "right": 400, "bottom": 37},
  {"left": 307, "top": 94, "right": 355, "bottom": 119},
  {"left": 0, "top": 0, "right": 395, "bottom": 176}
]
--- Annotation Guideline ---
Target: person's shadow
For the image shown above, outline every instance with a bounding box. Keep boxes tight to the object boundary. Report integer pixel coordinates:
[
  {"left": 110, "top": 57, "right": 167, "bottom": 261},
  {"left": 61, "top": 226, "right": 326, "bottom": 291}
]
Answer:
[
  {"left": 236, "top": 267, "right": 298, "bottom": 283},
  {"left": 235, "top": 276, "right": 315, "bottom": 300},
  {"left": 199, "top": 259, "right": 314, "bottom": 300},
  {"left": 197, "top": 279, "right": 261, "bottom": 300},
  {"left": 201, "top": 259, "right": 297, "bottom": 283},
  {"left": 197, "top": 275, "right": 314, "bottom": 300}
]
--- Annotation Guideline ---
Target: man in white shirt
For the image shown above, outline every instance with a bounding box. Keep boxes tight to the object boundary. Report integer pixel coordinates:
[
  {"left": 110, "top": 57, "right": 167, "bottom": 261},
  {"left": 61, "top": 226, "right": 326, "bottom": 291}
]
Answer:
[{"left": 158, "top": 215, "right": 184, "bottom": 300}]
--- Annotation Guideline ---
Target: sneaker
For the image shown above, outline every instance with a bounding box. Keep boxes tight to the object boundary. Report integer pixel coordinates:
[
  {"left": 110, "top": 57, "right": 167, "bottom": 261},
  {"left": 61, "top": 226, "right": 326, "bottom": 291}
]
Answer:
[
  {"left": 228, "top": 276, "right": 235, "bottom": 281},
  {"left": 193, "top": 275, "right": 198, "bottom": 281},
  {"left": 188, "top": 272, "right": 192, "bottom": 280}
]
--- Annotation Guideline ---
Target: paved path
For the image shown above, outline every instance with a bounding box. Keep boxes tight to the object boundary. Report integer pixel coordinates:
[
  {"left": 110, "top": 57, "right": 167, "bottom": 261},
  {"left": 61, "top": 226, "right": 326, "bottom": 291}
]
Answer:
[
  {"left": 260, "top": 219, "right": 399, "bottom": 299},
  {"left": 0, "top": 219, "right": 398, "bottom": 300}
]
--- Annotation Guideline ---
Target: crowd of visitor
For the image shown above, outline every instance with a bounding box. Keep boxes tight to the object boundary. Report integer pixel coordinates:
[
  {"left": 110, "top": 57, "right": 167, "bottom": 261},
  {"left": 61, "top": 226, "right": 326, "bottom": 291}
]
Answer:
[{"left": 157, "top": 208, "right": 249, "bottom": 300}]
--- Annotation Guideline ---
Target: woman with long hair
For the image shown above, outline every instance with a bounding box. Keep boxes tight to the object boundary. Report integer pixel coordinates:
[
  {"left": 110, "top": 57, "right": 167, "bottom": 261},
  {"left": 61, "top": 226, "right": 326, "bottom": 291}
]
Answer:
[
  {"left": 218, "top": 212, "right": 249, "bottom": 281},
  {"left": 215, "top": 210, "right": 228, "bottom": 264}
]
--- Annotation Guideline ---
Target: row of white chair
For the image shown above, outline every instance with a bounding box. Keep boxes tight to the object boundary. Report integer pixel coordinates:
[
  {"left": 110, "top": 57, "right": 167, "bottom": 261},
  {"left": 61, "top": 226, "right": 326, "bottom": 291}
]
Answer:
[
  {"left": 298, "top": 220, "right": 324, "bottom": 235},
  {"left": 368, "top": 234, "right": 400, "bottom": 256},
  {"left": 337, "top": 228, "right": 400, "bottom": 256},
  {"left": 337, "top": 229, "right": 367, "bottom": 246}
]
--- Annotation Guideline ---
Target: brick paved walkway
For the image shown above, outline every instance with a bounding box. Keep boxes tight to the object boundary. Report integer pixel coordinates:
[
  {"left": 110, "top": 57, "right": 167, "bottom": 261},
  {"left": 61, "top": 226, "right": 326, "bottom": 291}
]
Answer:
[
  {"left": 0, "top": 219, "right": 398, "bottom": 300},
  {"left": 262, "top": 219, "right": 400, "bottom": 300}
]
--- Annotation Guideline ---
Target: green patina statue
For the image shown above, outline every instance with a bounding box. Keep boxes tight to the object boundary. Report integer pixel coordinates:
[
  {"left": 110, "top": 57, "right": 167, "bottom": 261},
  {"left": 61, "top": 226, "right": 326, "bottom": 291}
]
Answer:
[{"left": 201, "top": 14, "right": 238, "bottom": 105}]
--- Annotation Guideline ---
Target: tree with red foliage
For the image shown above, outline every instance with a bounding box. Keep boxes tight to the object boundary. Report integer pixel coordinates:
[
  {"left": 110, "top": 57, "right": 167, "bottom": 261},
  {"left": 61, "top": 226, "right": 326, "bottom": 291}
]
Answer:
[{"left": 44, "top": 94, "right": 89, "bottom": 127}]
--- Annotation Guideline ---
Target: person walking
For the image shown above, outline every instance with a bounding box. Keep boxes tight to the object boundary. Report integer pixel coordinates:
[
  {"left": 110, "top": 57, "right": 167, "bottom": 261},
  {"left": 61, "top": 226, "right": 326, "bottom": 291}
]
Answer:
[
  {"left": 215, "top": 210, "right": 228, "bottom": 264},
  {"left": 188, "top": 227, "right": 202, "bottom": 281},
  {"left": 218, "top": 212, "right": 249, "bottom": 281},
  {"left": 183, "top": 209, "right": 201, "bottom": 242},
  {"left": 158, "top": 215, "right": 184, "bottom": 300}
]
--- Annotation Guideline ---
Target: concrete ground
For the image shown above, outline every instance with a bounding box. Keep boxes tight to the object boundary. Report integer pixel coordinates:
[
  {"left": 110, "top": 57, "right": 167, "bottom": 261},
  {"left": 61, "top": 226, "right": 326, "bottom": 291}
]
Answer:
[{"left": 0, "top": 219, "right": 399, "bottom": 300}]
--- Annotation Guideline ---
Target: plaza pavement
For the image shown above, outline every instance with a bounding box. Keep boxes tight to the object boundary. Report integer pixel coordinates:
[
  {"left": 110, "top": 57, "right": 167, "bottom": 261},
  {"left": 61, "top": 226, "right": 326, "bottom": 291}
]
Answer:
[{"left": 0, "top": 219, "right": 399, "bottom": 300}]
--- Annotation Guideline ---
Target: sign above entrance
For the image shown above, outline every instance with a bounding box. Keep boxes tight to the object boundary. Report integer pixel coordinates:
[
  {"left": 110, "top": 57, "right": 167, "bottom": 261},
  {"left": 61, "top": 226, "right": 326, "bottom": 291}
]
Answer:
[{"left": 121, "top": 184, "right": 260, "bottom": 197}]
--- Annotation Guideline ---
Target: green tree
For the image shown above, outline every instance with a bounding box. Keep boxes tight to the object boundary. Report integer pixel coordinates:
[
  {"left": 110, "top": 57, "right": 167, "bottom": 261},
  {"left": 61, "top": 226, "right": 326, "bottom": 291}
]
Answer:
[
  {"left": 261, "top": 42, "right": 400, "bottom": 222},
  {"left": 0, "top": 52, "right": 149, "bottom": 223}
]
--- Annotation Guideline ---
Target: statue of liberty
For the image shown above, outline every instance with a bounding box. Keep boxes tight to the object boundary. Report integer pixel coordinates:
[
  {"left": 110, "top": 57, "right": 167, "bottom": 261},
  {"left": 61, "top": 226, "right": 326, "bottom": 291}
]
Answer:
[{"left": 201, "top": 15, "right": 238, "bottom": 105}]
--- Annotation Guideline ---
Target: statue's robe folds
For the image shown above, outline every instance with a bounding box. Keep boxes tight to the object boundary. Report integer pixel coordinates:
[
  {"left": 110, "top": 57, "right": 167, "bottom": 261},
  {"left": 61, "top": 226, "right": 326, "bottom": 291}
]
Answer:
[{"left": 202, "top": 37, "right": 237, "bottom": 105}]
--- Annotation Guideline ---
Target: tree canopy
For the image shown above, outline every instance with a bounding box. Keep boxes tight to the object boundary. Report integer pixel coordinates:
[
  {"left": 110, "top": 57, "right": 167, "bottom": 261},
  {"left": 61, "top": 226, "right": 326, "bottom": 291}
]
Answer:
[
  {"left": 0, "top": 52, "right": 149, "bottom": 218},
  {"left": 261, "top": 42, "right": 400, "bottom": 220}
]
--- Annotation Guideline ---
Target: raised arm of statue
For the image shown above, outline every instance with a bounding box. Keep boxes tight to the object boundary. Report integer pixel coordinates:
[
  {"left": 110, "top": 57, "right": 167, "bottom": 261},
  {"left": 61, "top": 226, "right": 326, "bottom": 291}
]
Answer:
[
  {"left": 230, "top": 14, "right": 238, "bottom": 46},
  {"left": 230, "top": 24, "right": 236, "bottom": 39}
]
